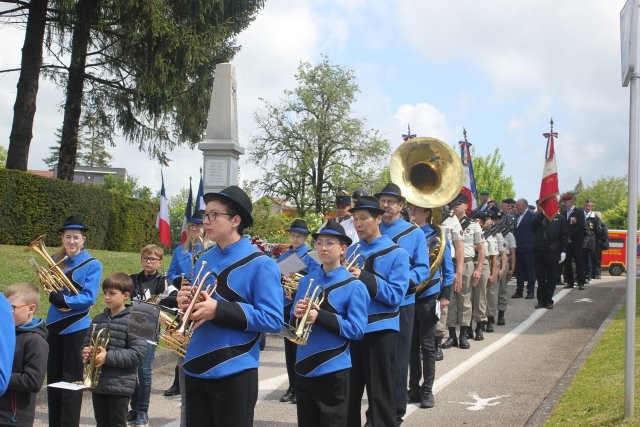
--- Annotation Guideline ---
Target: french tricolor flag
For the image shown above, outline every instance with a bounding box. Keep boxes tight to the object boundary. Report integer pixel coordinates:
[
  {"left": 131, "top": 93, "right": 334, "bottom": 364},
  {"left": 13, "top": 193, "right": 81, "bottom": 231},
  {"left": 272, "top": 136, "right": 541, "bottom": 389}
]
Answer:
[
  {"left": 539, "top": 119, "right": 560, "bottom": 220},
  {"left": 156, "top": 172, "right": 172, "bottom": 248},
  {"left": 459, "top": 129, "right": 478, "bottom": 214}
]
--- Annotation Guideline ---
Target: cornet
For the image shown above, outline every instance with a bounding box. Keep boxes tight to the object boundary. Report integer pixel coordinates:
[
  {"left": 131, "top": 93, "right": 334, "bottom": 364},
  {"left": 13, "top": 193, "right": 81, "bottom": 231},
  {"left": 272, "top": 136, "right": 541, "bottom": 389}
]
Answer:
[
  {"left": 280, "top": 279, "right": 324, "bottom": 345},
  {"left": 344, "top": 244, "right": 364, "bottom": 270},
  {"left": 82, "top": 325, "right": 110, "bottom": 388}
]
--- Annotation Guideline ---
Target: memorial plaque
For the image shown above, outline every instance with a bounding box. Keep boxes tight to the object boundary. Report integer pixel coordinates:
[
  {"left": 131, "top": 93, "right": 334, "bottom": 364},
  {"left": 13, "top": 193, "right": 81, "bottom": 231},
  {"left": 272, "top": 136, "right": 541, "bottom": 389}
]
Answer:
[{"left": 204, "top": 158, "right": 228, "bottom": 187}]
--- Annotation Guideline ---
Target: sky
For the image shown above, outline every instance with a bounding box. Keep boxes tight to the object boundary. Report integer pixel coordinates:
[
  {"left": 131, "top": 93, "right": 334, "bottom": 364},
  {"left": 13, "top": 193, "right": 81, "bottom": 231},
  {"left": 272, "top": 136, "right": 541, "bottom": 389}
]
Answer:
[{"left": 0, "top": 0, "right": 635, "bottom": 206}]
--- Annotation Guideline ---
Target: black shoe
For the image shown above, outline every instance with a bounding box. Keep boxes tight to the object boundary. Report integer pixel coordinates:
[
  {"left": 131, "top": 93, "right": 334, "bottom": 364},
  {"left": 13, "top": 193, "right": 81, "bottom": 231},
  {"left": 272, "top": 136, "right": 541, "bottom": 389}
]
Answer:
[
  {"left": 407, "top": 388, "right": 420, "bottom": 404},
  {"left": 441, "top": 327, "right": 458, "bottom": 348},
  {"left": 290, "top": 392, "right": 297, "bottom": 404},
  {"left": 563, "top": 283, "right": 574, "bottom": 289},
  {"left": 420, "top": 389, "right": 435, "bottom": 409},
  {"left": 465, "top": 325, "right": 474, "bottom": 340},
  {"left": 459, "top": 328, "right": 470, "bottom": 349},
  {"left": 163, "top": 384, "right": 180, "bottom": 397},
  {"left": 435, "top": 337, "right": 444, "bottom": 361},
  {"left": 497, "top": 310, "right": 505, "bottom": 325},
  {"left": 474, "top": 324, "right": 484, "bottom": 341},
  {"left": 485, "top": 317, "right": 494, "bottom": 332},
  {"left": 545, "top": 302, "right": 554, "bottom": 309},
  {"left": 595, "top": 275, "right": 601, "bottom": 279},
  {"left": 525, "top": 293, "right": 534, "bottom": 299},
  {"left": 280, "top": 387, "right": 295, "bottom": 403},
  {"left": 578, "top": 284, "right": 585, "bottom": 290},
  {"left": 535, "top": 303, "right": 545, "bottom": 309},
  {"left": 512, "top": 292, "right": 523, "bottom": 298}
]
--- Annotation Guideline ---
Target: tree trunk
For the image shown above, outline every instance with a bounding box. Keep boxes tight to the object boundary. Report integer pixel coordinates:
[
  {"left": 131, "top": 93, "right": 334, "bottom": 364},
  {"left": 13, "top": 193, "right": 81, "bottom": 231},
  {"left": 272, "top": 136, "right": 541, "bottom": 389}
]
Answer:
[
  {"left": 57, "top": 0, "right": 99, "bottom": 180},
  {"left": 5, "top": 0, "right": 48, "bottom": 170}
]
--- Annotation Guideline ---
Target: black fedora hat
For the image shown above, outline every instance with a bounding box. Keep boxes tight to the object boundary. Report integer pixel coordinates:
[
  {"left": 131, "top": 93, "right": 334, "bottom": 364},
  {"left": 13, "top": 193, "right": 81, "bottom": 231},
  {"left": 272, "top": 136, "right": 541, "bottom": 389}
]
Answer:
[
  {"left": 288, "top": 219, "right": 310, "bottom": 235},
  {"left": 335, "top": 194, "right": 352, "bottom": 206},
  {"left": 189, "top": 209, "right": 204, "bottom": 224},
  {"left": 374, "top": 183, "right": 406, "bottom": 202},
  {"left": 352, "top": 188, "right": 368, "bottom": 201},
  {"left": 59, "top": 215, "right": 88, "bottom": 233},
  {"left": 312, "top": 219, "right": 352, "bottom": 246},
  {"left": 349, "top": 195, "right": 385, "bottom": 215},
  {"left": 203, "top": 185, "right": 253, "bottom": 227}
]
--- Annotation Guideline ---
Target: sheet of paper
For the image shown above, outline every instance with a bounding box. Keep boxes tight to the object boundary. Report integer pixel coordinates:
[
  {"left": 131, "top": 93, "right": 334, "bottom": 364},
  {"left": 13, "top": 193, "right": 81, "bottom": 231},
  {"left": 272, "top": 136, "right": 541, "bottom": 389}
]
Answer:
[
  {"left": 47, "top": 381, "right": 87, "bottom": 391},
  {"left": 277, "top": 253, "right": 306, "bottom": 277},
  {"left": 307, "top": 250, "right": 320, "bottom": 264}
]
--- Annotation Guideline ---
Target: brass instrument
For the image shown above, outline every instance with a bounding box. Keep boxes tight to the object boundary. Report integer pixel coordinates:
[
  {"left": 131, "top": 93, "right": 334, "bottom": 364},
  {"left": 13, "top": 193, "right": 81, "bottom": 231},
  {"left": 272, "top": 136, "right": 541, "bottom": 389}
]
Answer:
[
  {"left": 344, "top": 244, "right": 364, "bottom": 270},
  {"left": 389, "top": 136, "right": 464, "bottom": 293},
  {"left": 281, "top": 279, "right": 324, "bottom": 345},
  {"left": 283, "top": 272, "right": 303, "bottom": 295},
  {"left": 26, "top": 234, "right": 79, "bottom": 295},
  {"left": 83, "top": 325, "right": 110, "bottom": 388},
  {"left": 160, "top": 262, "right": 215, "bottom": 357}
]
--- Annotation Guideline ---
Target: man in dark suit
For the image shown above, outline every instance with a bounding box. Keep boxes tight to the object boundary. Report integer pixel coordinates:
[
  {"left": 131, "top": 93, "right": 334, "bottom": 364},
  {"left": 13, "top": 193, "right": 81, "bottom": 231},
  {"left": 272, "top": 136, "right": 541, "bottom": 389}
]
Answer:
[
  {"left": 561, "top": 194, "right": 587, "bottom": 290},
  {"left": 533, "top": 202, "right": 568, "bottom": 309},
  {"left": 512, "top": 198, "right": 536, "bottom": 299}
]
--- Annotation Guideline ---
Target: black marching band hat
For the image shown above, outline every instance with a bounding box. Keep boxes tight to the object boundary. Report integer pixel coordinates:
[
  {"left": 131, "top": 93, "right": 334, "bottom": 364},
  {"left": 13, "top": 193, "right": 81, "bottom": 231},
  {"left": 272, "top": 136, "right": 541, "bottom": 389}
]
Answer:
[
  {"left": 59, "top": 215, "right": 88, "bottom": 233},
  {"left": 203, "top": 185, "right": 254, "bottom": 227},
  {"left": 335, "top": 194, "right": 352, "bottom": 206},
  {"left": 189, "top": 209, "right": 204, "bottom": 224},
  {"left": 351, "top": 188, "right": 368, "bottom": 201},
  {"left": 312, "top": 219, "right": 352, "bottom": 247},
  {"left": 450, "top": 192, "right": 469, "bottom": 206},
  {"left": 349, "top": 195, "right": 385, "bottom": 215},
  {"left": 374, "top": 183, "right": 406, "bottom": 202},
  {"left": 288, "top": 219, "right": 310, "bottom": 235}
]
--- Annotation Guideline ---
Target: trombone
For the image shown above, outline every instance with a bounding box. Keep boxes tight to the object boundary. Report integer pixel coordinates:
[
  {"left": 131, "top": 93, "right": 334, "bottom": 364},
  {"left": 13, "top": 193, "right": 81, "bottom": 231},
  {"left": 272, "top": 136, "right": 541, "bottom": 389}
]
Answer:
[
  {"left": 82, "top": 325, "right": 110, "bottom": 388},
  {"left": 280, "top": 279, "right": 324, "bottom": 345}
]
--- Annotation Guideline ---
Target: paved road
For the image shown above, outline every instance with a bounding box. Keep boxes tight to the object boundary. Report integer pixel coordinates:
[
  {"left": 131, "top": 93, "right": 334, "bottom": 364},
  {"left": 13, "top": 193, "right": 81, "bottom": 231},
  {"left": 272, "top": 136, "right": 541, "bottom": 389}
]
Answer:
[{"left": 32, "top": 276, "right": 626, "bottom": 426}]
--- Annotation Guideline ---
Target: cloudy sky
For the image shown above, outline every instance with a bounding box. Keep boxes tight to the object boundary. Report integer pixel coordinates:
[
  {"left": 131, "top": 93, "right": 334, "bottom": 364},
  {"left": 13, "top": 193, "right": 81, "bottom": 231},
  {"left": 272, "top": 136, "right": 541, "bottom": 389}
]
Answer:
[{"left": 0, "top": 0, "right": 633, "bottom": 205}]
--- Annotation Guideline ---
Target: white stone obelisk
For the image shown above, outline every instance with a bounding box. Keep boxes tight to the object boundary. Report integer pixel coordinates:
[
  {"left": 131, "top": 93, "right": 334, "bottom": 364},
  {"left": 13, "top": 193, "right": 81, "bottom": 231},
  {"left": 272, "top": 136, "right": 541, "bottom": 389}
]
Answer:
[{"left": 198, "top": 63, "right": 245, "bottom": 194}]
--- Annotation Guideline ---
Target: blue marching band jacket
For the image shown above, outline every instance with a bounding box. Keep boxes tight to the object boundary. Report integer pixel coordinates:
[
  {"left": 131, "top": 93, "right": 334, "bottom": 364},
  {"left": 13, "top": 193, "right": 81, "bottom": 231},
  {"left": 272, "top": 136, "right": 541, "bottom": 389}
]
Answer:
[
  {"left": 345, "top": 235, "right": 410, "bottom": 333},
  {"left": 46, "top": 249, "right": 103, "bottom": 335},
  {"left": 418, "top": 224, "right": 454, "bottom": 300},
  {"left": 167, "top": 242, "right": 204, "bottom": 284},
  {"left": 290, "top": 266, "right": 370, "bottom": 378},
  {"left": 183, "top": 237, "right": 283, "bottom": 380},
  {"left": 380, "top": 218, "right": 430, "bottom": 307}
]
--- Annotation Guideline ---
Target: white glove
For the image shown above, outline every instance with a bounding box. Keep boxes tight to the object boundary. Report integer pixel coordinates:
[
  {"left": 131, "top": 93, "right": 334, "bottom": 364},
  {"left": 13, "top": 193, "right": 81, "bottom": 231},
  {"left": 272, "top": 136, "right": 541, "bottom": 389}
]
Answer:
[{"left": 559, "top": 252, "right": 566, "bottom": 264}]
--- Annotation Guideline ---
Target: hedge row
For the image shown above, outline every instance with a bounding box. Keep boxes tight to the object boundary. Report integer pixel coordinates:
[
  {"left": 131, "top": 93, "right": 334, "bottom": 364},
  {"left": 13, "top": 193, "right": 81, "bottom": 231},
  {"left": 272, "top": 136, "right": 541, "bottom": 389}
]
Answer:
[{"left": 0, "top": 169, "right": 159, "bottom": 252}]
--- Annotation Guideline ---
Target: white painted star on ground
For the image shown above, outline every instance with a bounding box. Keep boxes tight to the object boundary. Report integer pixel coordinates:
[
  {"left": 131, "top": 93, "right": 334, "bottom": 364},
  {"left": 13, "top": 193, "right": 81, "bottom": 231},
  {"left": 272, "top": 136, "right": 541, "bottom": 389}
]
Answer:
[{"left": 450, "top": 392, "right": 511, "bottom": 411}]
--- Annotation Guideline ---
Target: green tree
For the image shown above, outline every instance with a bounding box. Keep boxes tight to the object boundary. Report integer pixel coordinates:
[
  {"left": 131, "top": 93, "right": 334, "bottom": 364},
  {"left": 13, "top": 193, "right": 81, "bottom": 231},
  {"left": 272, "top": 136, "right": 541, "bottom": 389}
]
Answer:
[
  {"left": 471, "top": 147, "right": 515, "bottom": 202},
  {"left": 602, "top": 198, "right": 640, "bottom": 230},
  {"left": 168, "top": 187, "right": 190, "bottom": 250},
  {"left": 77, "top": 110, "right": 113, "bottom": 167},
  {"left": 100, "top": 175, "right": 152, "bottom": 201},
  {"left": 0, "top": 145, "right": 7, "bottom": 168},
  {"left": 250, "top": 56, "right": 390, "bottom": 215},
  {"left": 573, "top": 175, "right": 628, "bottom": 213}
]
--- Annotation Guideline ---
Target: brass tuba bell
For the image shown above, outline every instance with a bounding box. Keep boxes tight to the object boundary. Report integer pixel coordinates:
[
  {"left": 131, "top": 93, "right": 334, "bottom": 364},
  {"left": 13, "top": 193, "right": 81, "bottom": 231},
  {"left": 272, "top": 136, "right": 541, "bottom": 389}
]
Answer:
[{"left": 390, "top": 136, "right": 463, "bottom": 209}]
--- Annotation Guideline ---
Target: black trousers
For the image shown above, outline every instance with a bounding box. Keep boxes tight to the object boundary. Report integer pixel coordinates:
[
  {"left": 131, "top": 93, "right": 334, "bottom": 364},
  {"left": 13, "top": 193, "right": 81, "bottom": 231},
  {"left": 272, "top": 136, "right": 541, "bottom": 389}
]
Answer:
[
  {"left": 296, "top": 369, "right": 350, "bottom": 427},
  {"left": 409, "top": 295, "right": 438, "bottom": 392},
  {"left": 393, "top": 304, "right": 414, "bottom": 421},
  {"left": 515, "top": 250, "right": 536, "bottom": 294},
  {"left": 185, "top": 369, "right": 258, "bottom": 427},
  {"left": 564, "top": 243, "right": 585, "bottom": 286},
  {"left": 535, "top": 250, "right": 560, "bottom": 305},
  {"left": 348, "top": 330, "right": 396, "bottom": 427},
  {"left": 284, "top": 338, "right": 297, "bottom": 390},
  {"left": 92, "top": 393, "right": 129, "bottom": 427},
  {"left": 583, "top": 248, "right": 594, "bottom": 280},
  {"left": 593, "top": 246, "right": 603, "bottom": 277},
  {"left": 47, "top": 328, "right": 87, "bottom": 427}
]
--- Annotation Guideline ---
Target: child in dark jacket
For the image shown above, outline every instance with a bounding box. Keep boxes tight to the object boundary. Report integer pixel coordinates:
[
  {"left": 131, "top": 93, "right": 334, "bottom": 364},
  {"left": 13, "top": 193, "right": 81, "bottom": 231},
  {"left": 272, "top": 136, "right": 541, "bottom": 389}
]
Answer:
[
  {"left": 82, "top": 273, "right": 146, "bottom": 427},
  {"left": 0, "top": 282, "right": 48, "bottom": 427}
]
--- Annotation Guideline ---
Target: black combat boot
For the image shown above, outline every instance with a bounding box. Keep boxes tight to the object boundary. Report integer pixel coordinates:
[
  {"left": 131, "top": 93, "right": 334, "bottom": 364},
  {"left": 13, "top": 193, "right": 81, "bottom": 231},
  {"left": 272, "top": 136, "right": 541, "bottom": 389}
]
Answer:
[
  {"left": 458, "top": 327, "right": 471, "bottom": 349},
  {"left": 466, "top": 321, "right": 474, "bottom": 339},
  {"left": 485, "top": 316, "right": 495, "bottom": 332},
  {"left": 474, "top": 322, "right": 484, "bottom": 341},
  {"left": 441, "top": 327, "right": 458, "bottom": 349},
  {"left": 435, "top": 337, "right": 444, "bottom": 361},
  {"left": 497, "top": 310, "right": 505, "bottom": 325}
]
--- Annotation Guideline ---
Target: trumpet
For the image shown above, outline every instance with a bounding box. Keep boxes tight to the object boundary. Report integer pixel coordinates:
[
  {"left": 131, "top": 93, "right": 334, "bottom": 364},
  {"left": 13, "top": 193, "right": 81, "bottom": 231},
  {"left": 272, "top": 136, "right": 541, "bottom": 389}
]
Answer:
[
  {"left": 281, "top": 279, "right": 324, "bottom": 345},
  {"left": 344, "top": 244, "right": 364, "bottom": 270},
  {"left": 282, "top": 272, "right": 303, "bottom": 295},
  {"left": 26, "top": 234, "right": 79, "bottom": 296},
  {"left": 160, "top": 262, "right": 215, "bottom": 357},
  {"left": 83, "top": 325, "right": 110, "bottom": 388}
]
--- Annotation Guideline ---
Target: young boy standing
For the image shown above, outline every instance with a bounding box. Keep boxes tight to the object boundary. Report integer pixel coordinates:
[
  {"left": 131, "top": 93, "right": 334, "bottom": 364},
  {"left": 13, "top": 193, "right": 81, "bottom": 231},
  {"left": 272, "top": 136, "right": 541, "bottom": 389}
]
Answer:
[
  {"left": 0, "top": 283, "right": 48, "bottom": 427},
  {"left": 82, "top": 273, "right": 147, "bottom": 427}
]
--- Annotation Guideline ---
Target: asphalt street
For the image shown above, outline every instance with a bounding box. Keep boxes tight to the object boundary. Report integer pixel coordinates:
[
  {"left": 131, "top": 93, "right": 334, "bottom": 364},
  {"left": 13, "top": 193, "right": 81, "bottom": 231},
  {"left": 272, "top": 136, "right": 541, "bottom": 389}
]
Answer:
[{"left": 32, "top": 275, "right": 627, "bottom": 427}]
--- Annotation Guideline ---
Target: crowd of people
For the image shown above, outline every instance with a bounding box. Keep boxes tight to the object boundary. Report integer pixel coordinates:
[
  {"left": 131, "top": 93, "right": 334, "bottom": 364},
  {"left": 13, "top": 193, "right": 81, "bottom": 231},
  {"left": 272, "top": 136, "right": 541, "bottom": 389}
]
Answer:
[{"left": 0, "top": 183, "right": 610, "bottom": 427}]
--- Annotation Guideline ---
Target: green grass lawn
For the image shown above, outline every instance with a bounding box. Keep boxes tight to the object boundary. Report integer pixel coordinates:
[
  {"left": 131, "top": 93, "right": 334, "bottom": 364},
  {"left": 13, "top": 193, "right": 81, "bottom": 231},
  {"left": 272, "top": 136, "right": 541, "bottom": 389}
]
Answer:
[
  {"left": 544, "top": 278, "right": 640, "bottom": 426},
  {"left": 0, "top": 244, "right": 172, "bottom": 319}
]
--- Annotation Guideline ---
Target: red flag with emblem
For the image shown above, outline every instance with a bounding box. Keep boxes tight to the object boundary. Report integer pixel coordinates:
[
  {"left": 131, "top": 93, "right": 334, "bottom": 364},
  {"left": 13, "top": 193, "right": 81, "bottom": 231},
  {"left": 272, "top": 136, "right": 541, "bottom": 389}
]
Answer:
[
  {"left": 156, "top": 172, "right": 172, "bottom": 248},
  {"left": 539, "top": 119, "right": 559, "bottom": 220}
]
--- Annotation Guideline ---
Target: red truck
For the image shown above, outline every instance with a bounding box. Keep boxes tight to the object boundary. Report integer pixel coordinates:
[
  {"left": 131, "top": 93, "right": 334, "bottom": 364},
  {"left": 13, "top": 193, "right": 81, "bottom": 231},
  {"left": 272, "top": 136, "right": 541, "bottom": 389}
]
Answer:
[{"left": 601, "top": 229, "right": 640, "bottom": 276}]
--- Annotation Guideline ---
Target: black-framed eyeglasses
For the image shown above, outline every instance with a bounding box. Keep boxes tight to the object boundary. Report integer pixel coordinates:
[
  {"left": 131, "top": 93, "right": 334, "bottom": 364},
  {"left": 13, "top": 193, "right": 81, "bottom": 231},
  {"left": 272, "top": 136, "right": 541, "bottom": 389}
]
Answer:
[
  {"left": 203, "top": 211, "right": 235, "bottom": 222},
  {"left": 141, "top": 257, "right": 161, "bottom": 263}
]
